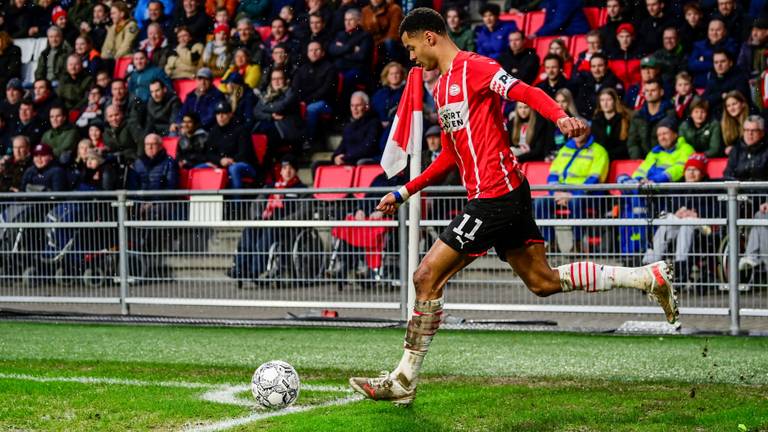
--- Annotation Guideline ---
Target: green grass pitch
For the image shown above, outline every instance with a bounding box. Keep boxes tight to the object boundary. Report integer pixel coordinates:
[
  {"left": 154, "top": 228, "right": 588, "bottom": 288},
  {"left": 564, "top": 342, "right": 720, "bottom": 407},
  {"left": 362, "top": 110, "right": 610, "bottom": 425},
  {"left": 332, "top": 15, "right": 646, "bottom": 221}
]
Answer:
[{"left": 0, "top": 321, "right": 767, "bottom": 431}]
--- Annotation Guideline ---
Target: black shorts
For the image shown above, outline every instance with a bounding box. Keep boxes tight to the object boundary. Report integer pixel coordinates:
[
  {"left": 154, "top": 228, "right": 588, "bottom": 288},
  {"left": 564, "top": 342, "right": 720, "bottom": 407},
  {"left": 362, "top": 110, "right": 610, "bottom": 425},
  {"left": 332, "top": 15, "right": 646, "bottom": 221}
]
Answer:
[{"left": 438, "top": 178, "right": 544, "bottom": 261}]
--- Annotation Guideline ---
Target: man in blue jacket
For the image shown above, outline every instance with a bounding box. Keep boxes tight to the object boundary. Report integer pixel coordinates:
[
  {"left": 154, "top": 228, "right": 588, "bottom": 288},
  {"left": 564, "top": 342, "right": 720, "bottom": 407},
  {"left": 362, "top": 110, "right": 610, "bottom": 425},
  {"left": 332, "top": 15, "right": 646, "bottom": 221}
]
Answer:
[
  {"left": 474, "top": 3, "right": 517, "bottom": 60},
  {"left": 172, "top": 68, "right": 225, "bottom": 131},
  {"left": 687, "top": 18, "right": 739, "bottom": 88},
  {"left": 530, "top": 0, "right": 589, "bottom": 38}
]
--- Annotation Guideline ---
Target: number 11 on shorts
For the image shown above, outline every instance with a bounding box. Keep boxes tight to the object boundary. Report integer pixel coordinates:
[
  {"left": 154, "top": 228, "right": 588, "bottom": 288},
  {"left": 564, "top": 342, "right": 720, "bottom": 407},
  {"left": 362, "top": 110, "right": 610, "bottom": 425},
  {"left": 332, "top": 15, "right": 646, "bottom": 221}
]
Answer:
[{"left": 452, "top": 214, "right": 483, "bottom": 247}]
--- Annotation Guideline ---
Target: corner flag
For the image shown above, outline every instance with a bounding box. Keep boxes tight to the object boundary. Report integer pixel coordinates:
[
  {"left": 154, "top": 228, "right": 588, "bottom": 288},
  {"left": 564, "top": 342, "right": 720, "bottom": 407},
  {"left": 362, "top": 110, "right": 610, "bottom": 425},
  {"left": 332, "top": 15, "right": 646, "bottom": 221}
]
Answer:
[{"left": 380, "top": 67, "right": 424, "bottom": 178}]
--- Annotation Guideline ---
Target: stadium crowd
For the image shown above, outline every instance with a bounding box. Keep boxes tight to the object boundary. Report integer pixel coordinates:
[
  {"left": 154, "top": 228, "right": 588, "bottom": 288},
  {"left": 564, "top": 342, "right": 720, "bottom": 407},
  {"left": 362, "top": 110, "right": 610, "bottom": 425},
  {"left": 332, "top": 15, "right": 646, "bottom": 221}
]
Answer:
[{"left": 0, "top": 0, "right": 768, "bottom": 281}]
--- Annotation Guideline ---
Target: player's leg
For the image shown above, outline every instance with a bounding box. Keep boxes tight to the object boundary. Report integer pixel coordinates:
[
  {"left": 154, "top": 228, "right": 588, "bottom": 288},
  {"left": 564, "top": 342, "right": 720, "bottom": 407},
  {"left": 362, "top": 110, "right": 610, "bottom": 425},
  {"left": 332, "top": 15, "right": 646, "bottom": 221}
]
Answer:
[{"left": 349, "top": 239, "right": 475, "bottom": 404}]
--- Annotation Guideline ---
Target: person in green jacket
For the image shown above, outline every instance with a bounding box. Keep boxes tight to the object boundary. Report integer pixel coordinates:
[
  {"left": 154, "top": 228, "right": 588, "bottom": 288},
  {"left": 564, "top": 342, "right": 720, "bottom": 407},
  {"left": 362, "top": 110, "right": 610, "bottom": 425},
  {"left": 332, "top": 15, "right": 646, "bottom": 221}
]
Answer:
[
  {"left": 34, "top": 26, "right": 73, "bottom": 83},
  {"left": 445, "top": 7, "right": 475, "bottom": 52},
  {"left": 41, "top": 106, "right": 79, "bottom": 161},
  {"left": 678, "top": 97, "right": 722, "bottom": 157},
  {"left": 58, "top": 54, "right": 95, "bottom": 111},
  {"left": 534, "top": 121, "right": 609, "bottom": 247}
]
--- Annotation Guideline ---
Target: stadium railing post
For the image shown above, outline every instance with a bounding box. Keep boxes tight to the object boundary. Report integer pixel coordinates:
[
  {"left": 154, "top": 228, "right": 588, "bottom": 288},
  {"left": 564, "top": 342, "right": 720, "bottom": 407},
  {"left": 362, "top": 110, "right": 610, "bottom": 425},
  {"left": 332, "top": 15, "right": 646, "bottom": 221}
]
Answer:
[
  {"left": 398, "top": 203, "right": 408, "bottom": 321},
  {"left": 726, "top": 182, "right": 740, "bottom": 335},
  {"left": 116, "top": 191, "right": 130, "bottom": 316}
]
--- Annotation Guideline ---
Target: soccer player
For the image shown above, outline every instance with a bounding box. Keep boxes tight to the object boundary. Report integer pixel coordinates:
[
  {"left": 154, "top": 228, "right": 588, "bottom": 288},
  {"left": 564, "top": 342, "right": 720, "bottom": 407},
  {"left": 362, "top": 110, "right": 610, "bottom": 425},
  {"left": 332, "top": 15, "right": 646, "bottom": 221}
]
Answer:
[{"left": 349, "top": 8, "right": 679, "bottom": 405}]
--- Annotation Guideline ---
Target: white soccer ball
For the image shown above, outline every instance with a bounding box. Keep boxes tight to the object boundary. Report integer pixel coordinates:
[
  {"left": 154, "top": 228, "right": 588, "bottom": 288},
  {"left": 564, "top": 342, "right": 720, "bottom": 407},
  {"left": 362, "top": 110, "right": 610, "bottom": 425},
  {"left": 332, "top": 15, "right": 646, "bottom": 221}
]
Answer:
[{"left": 251, "top": 360, "right": 300, "bottom": 409}]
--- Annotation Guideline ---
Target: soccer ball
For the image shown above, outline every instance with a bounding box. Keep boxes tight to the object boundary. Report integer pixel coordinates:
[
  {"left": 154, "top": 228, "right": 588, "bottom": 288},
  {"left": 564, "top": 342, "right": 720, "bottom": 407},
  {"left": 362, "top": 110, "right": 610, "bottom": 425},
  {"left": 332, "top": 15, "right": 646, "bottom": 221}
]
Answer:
[{"left": 251, "top": 360, "right": 300, "bottom": 409}]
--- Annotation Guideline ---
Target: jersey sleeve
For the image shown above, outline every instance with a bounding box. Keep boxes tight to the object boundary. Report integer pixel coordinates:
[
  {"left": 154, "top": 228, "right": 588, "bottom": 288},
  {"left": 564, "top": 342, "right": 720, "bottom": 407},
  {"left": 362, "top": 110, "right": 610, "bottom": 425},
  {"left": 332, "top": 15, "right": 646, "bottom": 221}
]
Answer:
[
  {"left": 402, "top": 133, "right": 458, "bottom": 198},
  {"left": 470, "top": 56, "right": 569, "bottom": 124}
]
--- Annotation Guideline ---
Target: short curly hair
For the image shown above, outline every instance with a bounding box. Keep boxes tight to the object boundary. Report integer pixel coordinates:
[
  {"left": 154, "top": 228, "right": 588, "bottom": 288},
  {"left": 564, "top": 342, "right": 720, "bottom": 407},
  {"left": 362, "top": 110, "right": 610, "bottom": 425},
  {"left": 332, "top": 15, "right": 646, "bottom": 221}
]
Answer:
[{"left": 399, "top": 8, "right": 447, "bottom": 37}]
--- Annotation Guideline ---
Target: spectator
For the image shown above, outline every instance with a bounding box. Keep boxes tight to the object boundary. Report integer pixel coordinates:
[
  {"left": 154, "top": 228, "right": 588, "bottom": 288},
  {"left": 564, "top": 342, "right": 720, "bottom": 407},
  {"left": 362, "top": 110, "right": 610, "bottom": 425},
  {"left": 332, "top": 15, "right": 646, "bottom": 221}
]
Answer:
[
  {"left": 174, "top": 0, "right": 212, "bottom": 45},
  {"left": 35, "top": 26, "right": 73, "bottom": 84},
  {"left": 32, "top": 80, "right": 60, "bottom": 126},
  {"left": 642, "top": 153, "right": 722, "bottom": 282},
  {"left": 264, "top": 18, "right": 300, "bottom": 60},
  {"left": 679, "top": 97, "right": 722, "bottom": 157},
  {"left": 554, "top": 88, "right": 578, "bottom": 118},
  {"left": 535, "top": 121, "right": 609, "bottom": 247},
  {"left": 1, "top": 79, "right": 24, "bottom": 125},
  {"left": 606, "top": 22, "right": 642, "bottom": 60},
  {"left": 572, "top": 53, "right": 624, "bottom": 117},
  {"left": 59, "top": 54, "right": 94, "bottom": 111},
  {"left": 737, "top": 17, "right": 768, "bottom": 79},
  {"left": 0, "top": 116, "right": 13, "bottom": 155},
  {"left": 0, "top": 135, "right": 33, "bottom": 192},
  {"left": 69, "top": 0, "right": 95, "bottom": 28},
  {"left": 292, "top": 41, "right": 338, "bottom": 149},
  {"left": 625, "top": 56, "right": 667, "bottom": 110},
  {"left": 328, "top": 9, "right": 373, "bottom": 93},
  {"left": 104, "top": 79, "right": 147, "bottom": 139},
  {"left": 228, "top": 155, "right": 308, "bottom": 281},
  {"left": 592, "top": 87, "right": 631, "bottom": 160},
  {"left": 509, "top": 101, "right": 554, "bottom": 163},
  {"left": 535, "top": 54, "right": 569, "bottom": 98},
  {"left": 12, "top": 100, "right": 45, "bottom": 146},
  {"left": 372, "top": 61, "right": 404, "bottom": 147},
  {"left": 711, "top": 0, "right": 748, "bottom": 40},
  {"left": 95, "top": 70, "right": 113, "bottom": 94},
  {"left": 679, "top": 2, "right": 706, "bottom": 53},
  {"left": 74, "top": 35, "right": 104, "bottom": 77},
  {"left": 703, "top": 49, "right": 750, "bottom": 118},
  {"left": 653, "top": 27, "right": 687, "bottom": 86},
  {"left": 138, "top": 1, "right": 174, "bottom": 40},
  {"left": 127, "top": 50, "right": 173, "bottom": 103},
  {"left": 236, "top": 0, "right": 271, "bottom": 25},
  {"left": 330, "top": 0, "right": 359, "bottom": 35},
  {"left": 41, "top": 106, "right": 78, "bottom": 161},
  {"left": 600, "top": 0, "right": 630, "bottom": 55},
  {"left": 88, "top": 121, "right": 106, "bottom": 151},
  {"left": 76, "top": 86, "right": 106, "bottom": 129},
  {"left": 66, "top": 138, "right": 95, "bottom": 175},
  {"left": 474, "top": 3, "right": 516, "bottom": 60},
  {"left": 332, "top": 91, "right": 381, "bottom": 165},
  {"left": 104, "top": 104, "right": 142, "bottom": 162},
  {"left": 422, "top": 68, "right": 439, "bottom": 125},
  {"left": 101, "top": 1, "right": 139, "bottom": 60},
  {"left": 636, "top": 0, "right": 674, "bottom": 54},
  {"left": 221, "top": 48, "right": 262, "bottom": 90},
  {"left": 52, "top": 6, "right": 79, "bottom": 46},
  {"left": 75, "top": 148, "right": 120, "bottom": 191},
  {"left": 544, "top": 38, "right": 573, "bottom": 79},
  {"left": 129, "top": 133, "right": 178, "bottom": 194},
  {"left": 445, "top": 6, "right": 474, "bottom": 52},
  {"left": 232, "top": 18, "right": 266, "bottom": 66},
  {"left": 253, "top": 68, "right": 304, "bottom": 158},
  {"left": 627, "top": 79, "right": 675, "bottom": 158},
  {"left": 258, "top": 43, "right": 297, "bottom": 91},
  {"left": 422, "top": 125, "right": 460, "bottom": 185},
  {"left": 671, "top": 71, "right": 694, "bottom": 120},
  {"left": 574, "top": 30, "right": 603, "bottom": 73},
  {"left": 144, "top": 80, "right": 180, "bottom": 136},
  {"left": 138, "top": 23, "right": 173, "bottom": 69},
  {"left": 723, "top": 115, "right": 768, "bottom": 181},
  {"left": 220, "top": 72, "right": 256, "bottom": 128},
  {"left": 206, "top": 101, "right": 259, "bottom": 189},
  {"left": 688, "top": 18, "right": 739, "bottom": 88},
  {"left": 720, "top": 90, "right": 750, "bottom": 153},
  {"left": 498, "top": 30, "right": 539, "bottom": 85},
  {"left": 531, "top": 0, "right": 589, "bottom": 38},
  {"left": 164, "top": 26, "right": 204, "bottom": 79},
  {"left": 5, "top": 0, "right": 45, "bottom": 39},
  {"left": 21, "top": 143, "right": 68, "bottom": 192},
  {"left": 305, "top": 12, "right": 333, "bottom": 50},
  {"left": 176, "top": 112, "right": 210, "bottom": 169},
  {"left": 361, "top": 0, "right": 404, "bottom": 64},
  {"left": 83, "top": 3, "right": 111, "bottom": 51},
  {"left": 202, "top": 24, "right": 234, "bottom": 77},
  {"left": 0, "top": 32, "right": 22, "bottom": 93},
  {"left": 173, "top": 68, "right": 225, "bottom": 131},
  {"left": 631, "top": 117, "right": 695, "bottom": 183}
]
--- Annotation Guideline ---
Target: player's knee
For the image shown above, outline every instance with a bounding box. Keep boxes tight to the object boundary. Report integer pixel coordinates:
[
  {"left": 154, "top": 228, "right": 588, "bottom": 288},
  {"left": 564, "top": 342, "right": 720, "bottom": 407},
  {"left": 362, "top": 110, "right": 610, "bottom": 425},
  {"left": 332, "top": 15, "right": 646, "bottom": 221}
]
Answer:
[
  {"left": 413, "top": 264, "right": 438, "bottom": 295},
  {"left": 525, "top": 273, "right": 559, "bottom": 297}
]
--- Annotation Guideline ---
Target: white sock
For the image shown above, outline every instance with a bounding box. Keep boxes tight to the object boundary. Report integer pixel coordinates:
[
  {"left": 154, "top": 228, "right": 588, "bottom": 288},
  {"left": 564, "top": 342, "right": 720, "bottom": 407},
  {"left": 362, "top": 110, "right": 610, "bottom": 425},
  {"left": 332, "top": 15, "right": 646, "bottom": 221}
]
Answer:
[{"left": 557, "top": 262, "right": 658, "bottom": 292}]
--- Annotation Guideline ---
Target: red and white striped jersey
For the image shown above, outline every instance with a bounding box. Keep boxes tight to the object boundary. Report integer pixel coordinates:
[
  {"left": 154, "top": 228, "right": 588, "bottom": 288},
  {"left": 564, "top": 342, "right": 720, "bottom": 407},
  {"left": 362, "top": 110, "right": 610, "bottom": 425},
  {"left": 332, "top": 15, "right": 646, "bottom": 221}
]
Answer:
[{"left": 404, "top": 51, "right": 567, "bottom": 200}]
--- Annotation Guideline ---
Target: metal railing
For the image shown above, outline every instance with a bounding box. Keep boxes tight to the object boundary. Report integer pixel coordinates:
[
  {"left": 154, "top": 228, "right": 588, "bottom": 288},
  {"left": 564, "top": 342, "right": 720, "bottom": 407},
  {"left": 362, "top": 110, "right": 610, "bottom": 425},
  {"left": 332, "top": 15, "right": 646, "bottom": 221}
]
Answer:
[{"left": 0, "top": 183, "right": 766, "bottom": 334}]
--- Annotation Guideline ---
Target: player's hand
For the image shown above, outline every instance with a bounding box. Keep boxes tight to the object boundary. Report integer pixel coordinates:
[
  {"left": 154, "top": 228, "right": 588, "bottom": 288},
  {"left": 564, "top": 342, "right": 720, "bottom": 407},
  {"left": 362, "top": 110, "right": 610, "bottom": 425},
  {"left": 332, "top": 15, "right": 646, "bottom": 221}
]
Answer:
[
  {"left": 556, "top": 117, "right": 587, "bottom": 138},
  {"left": 375, "top": 193, "right": 399, "bottom": 215}
]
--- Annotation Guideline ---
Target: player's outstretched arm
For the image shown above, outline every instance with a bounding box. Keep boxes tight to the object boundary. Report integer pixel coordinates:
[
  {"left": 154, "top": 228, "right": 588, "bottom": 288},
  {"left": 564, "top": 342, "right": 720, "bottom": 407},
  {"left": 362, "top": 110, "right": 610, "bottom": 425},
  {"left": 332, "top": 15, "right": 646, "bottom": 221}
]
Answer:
[{"left": 506, "top": 81, "right": 587, "bottom": 137}]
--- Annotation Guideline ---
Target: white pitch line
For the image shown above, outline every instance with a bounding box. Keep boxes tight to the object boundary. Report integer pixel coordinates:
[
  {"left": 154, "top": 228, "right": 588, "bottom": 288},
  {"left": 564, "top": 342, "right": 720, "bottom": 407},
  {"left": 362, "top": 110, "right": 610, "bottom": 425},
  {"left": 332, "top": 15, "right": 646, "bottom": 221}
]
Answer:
[{"left": 0, "top": 373, "right": 214, "bottom": 389}]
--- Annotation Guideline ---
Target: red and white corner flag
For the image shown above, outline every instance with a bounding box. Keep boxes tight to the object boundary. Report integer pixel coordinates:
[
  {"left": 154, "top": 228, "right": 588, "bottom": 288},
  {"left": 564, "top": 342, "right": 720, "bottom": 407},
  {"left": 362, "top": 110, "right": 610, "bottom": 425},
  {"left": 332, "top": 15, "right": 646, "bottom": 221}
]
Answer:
[{"left": 381, "top": 67, "right": 424, "bottom": 178}]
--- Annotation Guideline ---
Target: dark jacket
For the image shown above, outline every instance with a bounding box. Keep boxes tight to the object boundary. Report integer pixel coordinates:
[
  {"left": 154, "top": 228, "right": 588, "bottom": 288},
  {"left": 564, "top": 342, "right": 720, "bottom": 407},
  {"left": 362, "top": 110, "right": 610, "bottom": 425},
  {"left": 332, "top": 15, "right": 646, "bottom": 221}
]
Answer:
[
  {"left": 513, "top": 112, "right": 556, "bottom": 163},
  {"left": 292, "top": 58, "right": 338, "bottom": 104},
  {"left": 0, "top": 156, "right": 32, "bottom": 192},
  {"left": 58, "top": 72, "right": 95, "bottom": 111},
  {"left": 572, "top": 70, "right": 624, "bottom": 117},
  {"left": 724, "top": 139, "right": 768, "bottom": 181},
  {"left": 227, "top": 90, "right": 257, "bottom": 129},
  {"left": 173, "top": 10, "right": 212, "bottom": 44},
  {"left": 104, "top": 121, "right": 143, "bottom": 162},
  {"left": 688, "top": 38, "right": 740, "bottom": 88},
  {"left": 12, "top": 117, "right": 46, "bottom": 146},
  {"left": 498, "top": 47, "right": 540, "bottom": 85},
  {"left": 536, "top": 0, "right": 589, "bottom": 37},
  {"left": 41, "top": 124, "right": 79, "bottom": 159},
  {"left": 0, "top": 45, "right": 22, "bottom": 92},
  {"left": 76, "top": 163, "right": 120, "bottom": 191},
  {"left": 175, "top": 87, "right": 225, "bottom": 129},
  {"left": 332, "top": 111, "right": 381, "bottom": 165},
  {"left": 474, "top": 22, "right": 517, "bottom": 60},
  {"left": 328, "top": 28, "right": 373, "bottom": 71},
  {"left": 5, "top": 4, "right": 44, "bottom": 39},
  {"left": 636, "top": 14, "right": 674, "bottom": 55},
  {"left": 177, "top": 128, "right": 210, "bottom": 168},
  {"left": 449, "top": 26, "right": 475, "bottom": 52},
  {"left": 130, "top": 149, "right": 179, "bottom": 191},
  {"left": 34, "top": 42, "right": 73, "bottom": 82},
  {"left": 371, "top": 85, "right": 403, "bottom": 124},
  {"left": 591, "top": 111, "right": 629, "bottom": 160},
  {"left": 535, "top": 74, "right": 569, "bottom": 99},
  {"left": 206, "top": 121, "right": 256, "bottom": 166},
  {"left": 253, "top": 88, "right": 304, "bottom": 142},
  {"left": 703, "top": 67, "right": 752, "bottom": 118},
  {"left": 21, "top": 162, "right": 69, "bottom": 192},
  {"left": 626, "top": 99, "right": 676, "bottom": 159},
  {"left": 145, "top": 93, "right": 181, "bottom": 136}
]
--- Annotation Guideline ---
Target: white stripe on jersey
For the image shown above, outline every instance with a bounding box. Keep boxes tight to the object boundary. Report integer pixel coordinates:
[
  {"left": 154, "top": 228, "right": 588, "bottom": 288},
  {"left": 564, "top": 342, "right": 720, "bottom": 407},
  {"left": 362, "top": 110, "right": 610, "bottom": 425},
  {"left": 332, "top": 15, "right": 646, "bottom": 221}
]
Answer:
[
  {"left": 440, "top": 64, "right": 468, "bottom": 186},
  {"left": 498, "top": 151, "right": 513, "bottom": 192},
  {"left": 461, "top": 60, "right": 482, "bottom": 199}
]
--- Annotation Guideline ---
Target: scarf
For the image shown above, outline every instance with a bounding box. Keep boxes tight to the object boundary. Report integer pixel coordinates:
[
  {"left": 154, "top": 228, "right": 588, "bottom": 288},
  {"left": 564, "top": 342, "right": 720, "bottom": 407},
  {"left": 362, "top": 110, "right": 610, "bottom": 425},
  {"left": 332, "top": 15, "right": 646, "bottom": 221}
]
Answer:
[
  {"left": 674, "top": 93, "right": 693, "bottom": 119},
  {"left": 261, "top": 176, "right": 302, "bottom": 219}
]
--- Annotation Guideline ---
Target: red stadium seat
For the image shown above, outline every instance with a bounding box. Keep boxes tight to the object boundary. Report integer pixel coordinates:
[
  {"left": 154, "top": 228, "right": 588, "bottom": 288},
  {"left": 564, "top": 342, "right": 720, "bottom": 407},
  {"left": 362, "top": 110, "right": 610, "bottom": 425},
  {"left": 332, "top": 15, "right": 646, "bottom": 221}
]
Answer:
[
  {"left": 178, "top": 167, "right": 189, "bottom": 189},
  {"left": 533, "top": 36, "right": 568, "bottom": 63},
  {"left": 251, "top": 134, "right": 268, "bottom": 165},
  {"left": 313, "top": 165, "right": 355, "bottom": 200},
  {"left": 188, "top": 167, "right": 228, "bottom": 190},
  {"left": 582, "top": 7, "right": 605, "bottom": 29},
  {"left": 257, "top": 26, "right": 271, "bottom": 41},
  {"left": 608, "top": 59, "right": 641, "bottom": 88},
  {"left": 352, "top": 164, "right": 384, "bottom": 199},
  {"left": 607, "top": 160, "right": 642, "bottom": 183},
  {"left": 522, "top": 161, "right": 551, "bottom": 197},
  {"left": 173, "top": 79, "right": 197, "bottom": 102},
  {"left": 524, "top": 10, "right": 546, "bottom": 35},
  {"left": 499, "top": 12, "right": 525, "bottom": 31},
  {"left": 706, "top": 157, "right": 728, "bottom": 179},
  {"left": 161, "top": 136, "right": 179, "bottom": 159},
  {"left": 113, "top": 56, "right": 132, "bottom": 79},
  {"left": 569, "top": 34, "right": 588, "bottom": 58}
]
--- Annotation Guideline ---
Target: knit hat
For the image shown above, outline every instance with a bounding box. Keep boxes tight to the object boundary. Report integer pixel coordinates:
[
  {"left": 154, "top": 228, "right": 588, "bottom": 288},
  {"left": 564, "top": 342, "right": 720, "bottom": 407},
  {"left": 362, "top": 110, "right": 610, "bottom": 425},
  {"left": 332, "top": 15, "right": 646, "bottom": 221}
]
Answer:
[
  {"left": 684, "top": 153, "right": 708, "bottom": 174},
  {"left": 616, "top": 23, "right": 635, "bottom": 37},
  {"left": 52, "top": 6, "right": 67, "bottom": 23},
  {"left": 656, "top": 116, "right": 678, "bottom": 133},
  {"left": 214, "top": 24, "right": 230, "bottom": 35},
  {"left": 6, "top": 78, "right": 22, "bottom": 90}
]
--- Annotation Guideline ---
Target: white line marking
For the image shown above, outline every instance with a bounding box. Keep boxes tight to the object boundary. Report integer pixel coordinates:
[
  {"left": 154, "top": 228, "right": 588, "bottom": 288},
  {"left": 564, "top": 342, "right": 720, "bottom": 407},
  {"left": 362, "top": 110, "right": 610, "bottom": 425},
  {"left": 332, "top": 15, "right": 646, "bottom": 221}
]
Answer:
[{"left": 0, "top": 373, "right": 213, "bottom": 388}]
